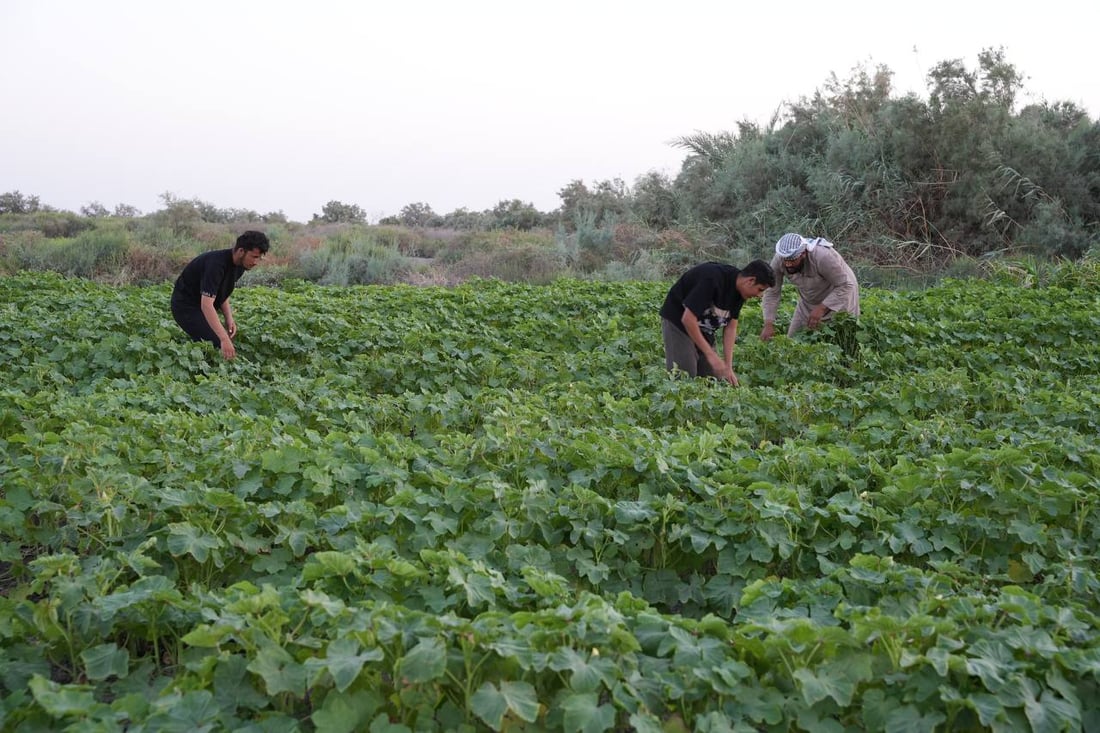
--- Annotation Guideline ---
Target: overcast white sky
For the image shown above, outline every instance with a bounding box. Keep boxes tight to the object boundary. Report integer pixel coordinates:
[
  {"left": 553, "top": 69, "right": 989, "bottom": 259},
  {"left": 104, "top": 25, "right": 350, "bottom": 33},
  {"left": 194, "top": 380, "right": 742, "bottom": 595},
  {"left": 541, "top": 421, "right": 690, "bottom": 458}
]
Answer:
[{"left": 2, "top": 0, "right": 1097, "bottom": 223}]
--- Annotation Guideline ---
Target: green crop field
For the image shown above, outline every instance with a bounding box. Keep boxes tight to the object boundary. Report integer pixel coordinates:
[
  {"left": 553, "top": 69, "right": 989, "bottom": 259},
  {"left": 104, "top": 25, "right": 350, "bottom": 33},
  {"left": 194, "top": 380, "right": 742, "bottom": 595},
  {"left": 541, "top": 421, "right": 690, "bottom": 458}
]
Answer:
[{"left": 1, "top": 270, "right": 1098, "bottom": 732}]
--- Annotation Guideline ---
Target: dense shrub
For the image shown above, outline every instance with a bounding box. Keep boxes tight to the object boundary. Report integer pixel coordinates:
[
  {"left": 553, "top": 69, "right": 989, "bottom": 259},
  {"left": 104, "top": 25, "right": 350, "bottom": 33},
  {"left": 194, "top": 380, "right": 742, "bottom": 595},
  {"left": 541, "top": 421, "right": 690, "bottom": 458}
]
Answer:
[
  {"left": 591, "top": 249, "right": 672, "bottom": 281},
  {"left": 672, "top": 52, "right": 1100, "bottom": 262},
  {"left": 372, "top": 225, "right": 445, "bottom": 258},
  {"left": 120, "top": 246, "right": 191, "bottom": 285},
  {"left": 0, "top": 231, "right": 50, "bottom": 272},
  {"left": 237, "top": 263, "right": 293, "bottom": 288},
  {"left": 130, "top": 218, "right": 204, "bottom": 252},
  {"left": 436, "top": 229, "right": 555, "bottom": 265},
  {"left": 446, "top": 242, "right": 567, "bottom": 283},
  {"left": 57, "top": 224, "right": 132, "bottom": 279},
  {"left": 0, "top": 227, "right": 129, "bottom": 277},
  {"left": 1014, "top": 200, "right": 1094, "bottom": 259},
  {"left": 296, "top": 229, "right": 409, "bottom": 285},
  {"left": 0, "top": 211, "right": 93, "bottom": 238},
  {"left": 981, "top": 252, "right": 1100, "bottom": 289}
]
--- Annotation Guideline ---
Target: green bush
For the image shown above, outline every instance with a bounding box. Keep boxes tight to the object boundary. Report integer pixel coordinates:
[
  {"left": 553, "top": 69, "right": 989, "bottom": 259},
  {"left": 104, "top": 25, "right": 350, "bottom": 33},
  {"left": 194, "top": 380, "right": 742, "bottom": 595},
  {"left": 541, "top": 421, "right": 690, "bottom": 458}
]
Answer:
[
  {"left": 346, "top": 247, "right": 407, "bottom": 285},
  {"left": 0, "top": 227, "right": 129, "bottom": 278},
  {"left": 446, "top": 242, "right": 567, "bottom": 283},
  {"left": 120, "top": 246, "right": 191, "bottom": 285},
  {"left": 297, "top": 229, "right": 408, "bottom": 285},
  {"left": 590, "top": 249, "right": 670, "bottom": 281},
  {"left": 0, "top": 211, "right": 93, "bottom": 238},
  {"left": 437, "top": 229, "right": 555, "bottom": 265},
  {"left": 571, "top": 210, "right": 615, "bottom": 270},
  {"left": 131, "top": 218, "right": 206, "bottom": 253},
  {"left": 56, "top": 225, "right": 132, "bottom": 279},
  {"left": 1015, "top": 200, "right": 1093, "bottom": 259},
  {"left": 0, "top": 230, "right": 50, "bottom": 271},
  {"left": 981, "top": 251, "right": 1100, "bottom": 289},
  {"left": 236, "top": 263, "right": 292, "bottom": 288},
  {"left": 373, "top": 225, "right": 443, "bottom": 258}
]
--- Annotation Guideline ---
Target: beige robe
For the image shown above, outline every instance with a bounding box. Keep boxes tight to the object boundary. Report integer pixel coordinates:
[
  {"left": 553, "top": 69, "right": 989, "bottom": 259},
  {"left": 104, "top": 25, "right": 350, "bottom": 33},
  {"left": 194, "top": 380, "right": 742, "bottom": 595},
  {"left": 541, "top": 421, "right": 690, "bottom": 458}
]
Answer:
[{"left": 762, "top": 246, "right": 860, "bottom": 336}]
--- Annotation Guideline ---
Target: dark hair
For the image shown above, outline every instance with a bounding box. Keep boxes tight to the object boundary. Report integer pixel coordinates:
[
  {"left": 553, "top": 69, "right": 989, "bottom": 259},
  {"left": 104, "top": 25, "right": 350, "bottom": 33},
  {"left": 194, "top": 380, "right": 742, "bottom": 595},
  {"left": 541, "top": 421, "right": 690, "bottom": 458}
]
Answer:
[
  {"left": 235, "top": 230, "right": 270, "bottom": 253},
  {"left": 740, "top": 259, "right": 775, "bottom": 287}
]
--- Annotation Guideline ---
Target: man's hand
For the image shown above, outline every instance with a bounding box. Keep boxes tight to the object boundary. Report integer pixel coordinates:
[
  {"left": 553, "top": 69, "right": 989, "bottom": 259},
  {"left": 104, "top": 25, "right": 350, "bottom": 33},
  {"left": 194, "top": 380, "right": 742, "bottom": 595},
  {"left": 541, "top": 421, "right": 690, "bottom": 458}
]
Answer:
[
  {"left": 707, "top": 354, "right": 738, "bottom": 386},
  {"left": 220, "top": 339, "right": 237, "bottom": 360},
  {"left": 226, "top": 318, "right": 237, "bottom": 339},
  {"left": 808, "top": 304, "right": 830, "bottom": 330},
  {"left": 759, "top": 322, "right": 776, "bottom": 342}
]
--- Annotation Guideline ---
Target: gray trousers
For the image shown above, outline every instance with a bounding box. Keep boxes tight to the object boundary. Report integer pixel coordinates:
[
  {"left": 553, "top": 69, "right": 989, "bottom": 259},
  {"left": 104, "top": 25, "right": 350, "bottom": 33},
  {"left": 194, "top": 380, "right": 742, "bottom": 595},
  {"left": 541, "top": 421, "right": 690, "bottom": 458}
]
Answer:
[{"left": 661, "top": 318, "right": 716, "bottom": 378}]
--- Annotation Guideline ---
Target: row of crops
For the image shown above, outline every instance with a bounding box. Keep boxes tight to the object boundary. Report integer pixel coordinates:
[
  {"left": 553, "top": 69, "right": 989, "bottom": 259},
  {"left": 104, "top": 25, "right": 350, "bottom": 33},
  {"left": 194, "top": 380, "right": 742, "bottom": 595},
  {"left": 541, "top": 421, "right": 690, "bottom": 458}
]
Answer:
[{"left": 1, "top": 270, "right": 1099, "bottom": 731}]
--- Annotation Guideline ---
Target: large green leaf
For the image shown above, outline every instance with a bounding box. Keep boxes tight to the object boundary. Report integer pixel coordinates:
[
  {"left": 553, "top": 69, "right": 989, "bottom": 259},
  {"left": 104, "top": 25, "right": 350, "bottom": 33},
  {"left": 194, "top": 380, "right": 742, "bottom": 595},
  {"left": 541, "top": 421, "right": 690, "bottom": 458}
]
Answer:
[
  {"left": 302, "top": 551, "right": 357, "bottom": 580},
  {"left": 310, "top": 637, "right": 385, "bottom": 693},
  {"left": 469, "top": 680, "right": 540, "bottom": 728},
  {"left": 247, "top": 644, "right": 308, "bottom": 697},
  {"left": 166, "top": 522, "right": 223, "bottom": 562},
  {"left": 396, "top": 637, "right": 446, "bottom": 683},
  {"left": 560, "top": 691, "right": 615, "bottom": 733},
  {"left": 80, "top": 643, "right": 129, "bottom": 681},
  {"left": 28, "top": 675, "right": 97, "bottom": 717},
  {"left": 793, "top": 654, "right": 873, "bottom": 706},
  {"left": 312, "top": 689, "right": 382, "bottom": 733}
]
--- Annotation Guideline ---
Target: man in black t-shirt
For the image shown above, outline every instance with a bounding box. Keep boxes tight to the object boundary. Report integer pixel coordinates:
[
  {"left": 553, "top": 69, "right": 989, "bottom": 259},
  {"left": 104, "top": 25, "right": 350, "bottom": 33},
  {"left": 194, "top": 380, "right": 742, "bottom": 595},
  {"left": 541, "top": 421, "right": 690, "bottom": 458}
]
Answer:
[
  {"left": 171, "top": 230, "right": 270, "bottom": 360},
  {"left": 660, "top": 259, "right": 774, "bottom": 384}
]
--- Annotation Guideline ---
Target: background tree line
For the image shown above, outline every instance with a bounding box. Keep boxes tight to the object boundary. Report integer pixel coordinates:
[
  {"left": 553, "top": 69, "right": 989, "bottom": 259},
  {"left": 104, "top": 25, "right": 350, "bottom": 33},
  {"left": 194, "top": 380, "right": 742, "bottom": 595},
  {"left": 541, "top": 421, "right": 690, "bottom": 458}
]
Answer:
[
  {"left": 1, "top": 49, "right": 1097, "bottom": 286},
  {"left": 668, "top": 48, "right": 1099, "bottom": 264},
  {"left": 324, "top": 48, "right": 1100, "bottom": 264}
]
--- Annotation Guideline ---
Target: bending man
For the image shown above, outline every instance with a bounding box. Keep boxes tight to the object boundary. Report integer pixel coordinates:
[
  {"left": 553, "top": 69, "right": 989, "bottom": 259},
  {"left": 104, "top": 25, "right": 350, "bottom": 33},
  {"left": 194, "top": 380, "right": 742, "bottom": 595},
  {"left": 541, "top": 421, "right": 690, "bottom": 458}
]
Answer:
[
  {"left": 760, "top": 233, "right": 859, "bottom": 340},
  {"left": 170, "top": 230, "right": 269, "bottom": 360},
  {"left": 660, "top": 259, "right": 774, "bottom": 385}
]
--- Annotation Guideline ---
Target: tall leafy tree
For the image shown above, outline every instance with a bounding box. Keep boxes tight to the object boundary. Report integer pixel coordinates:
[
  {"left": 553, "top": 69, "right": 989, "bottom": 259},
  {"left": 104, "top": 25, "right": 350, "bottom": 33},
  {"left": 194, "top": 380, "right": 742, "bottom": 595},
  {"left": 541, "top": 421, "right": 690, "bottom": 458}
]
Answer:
[
  {"left": 631, "top": 171, "right": 680, "bottom": 229},
  {"left": 313, "top": 200, "right": 367, "bottom": 224},
  {"left": 667, "top": 48, "right": 1097, "bottom": 261},
  {"left": 80, "top": 201, "right": 110, "bottom": 218},
  {"left": 397, "top": 202, "right": 441, "bottom": 228},
  {"left": 489, "top": 199, "right": 543, "bottom": 230},
  {"left": 0, "top": 190, "right": 42, "bottom": 214},
  {"left": 556, "top": 178, "right": 629, "bottom": 230}
]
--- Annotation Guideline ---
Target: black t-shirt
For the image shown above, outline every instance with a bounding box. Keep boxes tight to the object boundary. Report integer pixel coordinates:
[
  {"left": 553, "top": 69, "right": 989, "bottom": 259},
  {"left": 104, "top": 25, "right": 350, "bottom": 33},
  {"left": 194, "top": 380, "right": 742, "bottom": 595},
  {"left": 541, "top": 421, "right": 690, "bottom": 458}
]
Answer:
[
  {"left": 170, "top": 249, "right": 244, "bottom": 311},
  {"left": 660, "top": 262, "right": 745, "bottom": 344}
]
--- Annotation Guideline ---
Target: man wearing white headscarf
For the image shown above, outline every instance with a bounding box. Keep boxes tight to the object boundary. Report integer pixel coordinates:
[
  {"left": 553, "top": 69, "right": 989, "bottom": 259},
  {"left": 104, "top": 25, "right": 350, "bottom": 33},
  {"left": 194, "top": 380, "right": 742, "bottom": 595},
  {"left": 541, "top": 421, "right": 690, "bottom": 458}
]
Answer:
[{"left": 760, "top": 233, "right": 860, "bottom": 340}]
